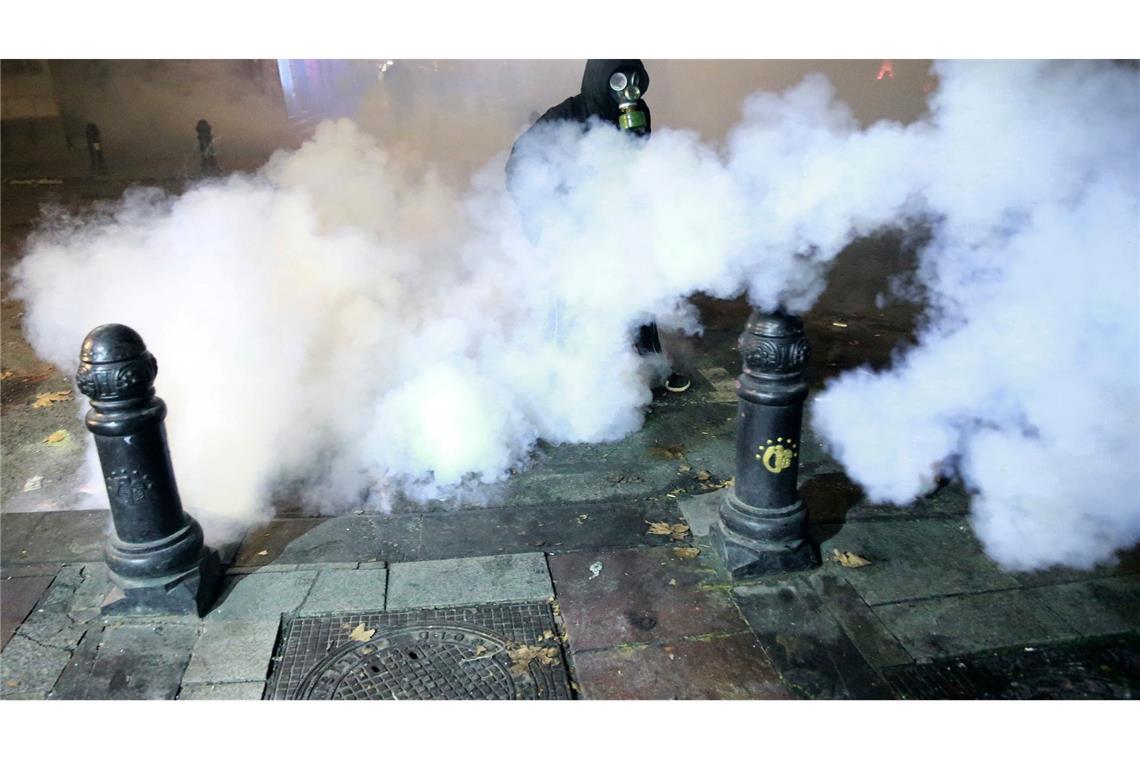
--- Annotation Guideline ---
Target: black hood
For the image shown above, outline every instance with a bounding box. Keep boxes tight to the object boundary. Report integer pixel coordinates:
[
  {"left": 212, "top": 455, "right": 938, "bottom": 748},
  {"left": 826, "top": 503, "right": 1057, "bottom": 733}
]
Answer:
[{"left": 580, "top": 59, "right": 650, "bottom": 122}]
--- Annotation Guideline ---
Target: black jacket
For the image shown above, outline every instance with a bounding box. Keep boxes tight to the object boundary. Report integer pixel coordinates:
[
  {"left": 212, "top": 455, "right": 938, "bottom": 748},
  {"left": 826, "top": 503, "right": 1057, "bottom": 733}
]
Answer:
[{"left": 506, "top": 59, "right": 651, "bottom": 192}]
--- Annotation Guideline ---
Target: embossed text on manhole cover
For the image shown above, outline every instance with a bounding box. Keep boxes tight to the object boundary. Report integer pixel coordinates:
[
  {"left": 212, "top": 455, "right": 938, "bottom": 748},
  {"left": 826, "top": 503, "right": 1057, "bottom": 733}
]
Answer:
[{"left": 267, "top": 601, "right": 572, "bottom": 700}]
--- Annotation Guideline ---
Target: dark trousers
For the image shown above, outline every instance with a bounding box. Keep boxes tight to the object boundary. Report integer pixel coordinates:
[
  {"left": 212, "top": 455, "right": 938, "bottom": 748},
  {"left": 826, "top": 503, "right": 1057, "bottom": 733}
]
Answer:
[{"left": 636, "top": 323, "right": 662, "bottom": 355}]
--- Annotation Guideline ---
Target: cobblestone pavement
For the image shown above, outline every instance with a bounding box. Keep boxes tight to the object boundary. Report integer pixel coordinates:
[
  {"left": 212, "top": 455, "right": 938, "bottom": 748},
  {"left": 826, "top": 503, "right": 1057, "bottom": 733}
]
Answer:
[{"left": 2, "top": 180, "right": 1138, "bottom": 700}]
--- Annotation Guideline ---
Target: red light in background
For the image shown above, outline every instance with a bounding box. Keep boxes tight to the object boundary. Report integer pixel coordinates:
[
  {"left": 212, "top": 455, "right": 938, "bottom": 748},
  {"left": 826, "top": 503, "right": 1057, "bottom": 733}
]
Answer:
[{"left": 877, "top": 60, "right": 895, "bottom": 81}]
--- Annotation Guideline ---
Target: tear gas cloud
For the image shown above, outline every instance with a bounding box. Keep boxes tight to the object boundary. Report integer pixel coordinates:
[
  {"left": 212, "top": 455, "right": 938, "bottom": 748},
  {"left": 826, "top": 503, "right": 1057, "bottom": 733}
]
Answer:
[{"left": 14, "top": 60, "right": 1138, "bottom": 570}]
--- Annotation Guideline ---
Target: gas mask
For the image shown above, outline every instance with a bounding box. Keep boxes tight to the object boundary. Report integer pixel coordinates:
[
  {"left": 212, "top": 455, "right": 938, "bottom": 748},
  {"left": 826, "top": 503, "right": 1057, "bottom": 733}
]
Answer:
[{"left": 609, "top": 69, "right": 647, "bottom": 135}]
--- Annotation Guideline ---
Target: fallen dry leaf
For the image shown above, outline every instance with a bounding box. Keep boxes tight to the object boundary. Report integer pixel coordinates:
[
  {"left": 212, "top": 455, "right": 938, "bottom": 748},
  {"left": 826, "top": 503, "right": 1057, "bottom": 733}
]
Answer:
[
  {"left": 256, "top": 550, "right": 268, "bottom": 556},
  {"left": 678, "top": 464, "right": 691, "bottom": 473},
  {"left": 348, "top": 623, "right": 376, "bottom": 642},
  {"left": 646, "top": 521, "right": 674, "bottom": 535},
  {"left": 576, "top": 513, "right": 588, "bottom": 524},
  {"left": 42, "top": 430, "right": 71, "bottom": 445},
  {"left": 670, "top": 523, "right": 690, "bottom": 541},
  {"left": 672, "top": 547, "right": 700, "bottom": 560},
  {"left": 0, "top": 370, "right": 13, "bottom": 381},
  {"left": 648, "top": 443, "right": 686, "bottom": 460},
  {"left": 507, "top": 643, "right": 559, "bottom": 676},
  {"left": 831, "top": 549, "right": 873, "bottom": 568},
  {"left": 695, "top": 470, "right": 711, "bottom": 482},
  {"left": 32, "top": 390, "right": 72, "bottom": 409}
]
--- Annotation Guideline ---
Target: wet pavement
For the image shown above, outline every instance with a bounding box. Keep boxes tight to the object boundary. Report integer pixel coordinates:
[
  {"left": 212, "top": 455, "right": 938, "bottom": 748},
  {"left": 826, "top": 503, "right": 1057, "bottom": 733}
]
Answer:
[{"left": 2, "top": 178, "right": 1138, "bottom": 700}]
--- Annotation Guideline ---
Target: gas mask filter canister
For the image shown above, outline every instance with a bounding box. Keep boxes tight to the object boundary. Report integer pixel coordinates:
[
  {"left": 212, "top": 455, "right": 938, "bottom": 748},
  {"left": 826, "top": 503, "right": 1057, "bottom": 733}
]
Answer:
[{"left": 610, "top": 71, "right": 647, "bottom": 133}]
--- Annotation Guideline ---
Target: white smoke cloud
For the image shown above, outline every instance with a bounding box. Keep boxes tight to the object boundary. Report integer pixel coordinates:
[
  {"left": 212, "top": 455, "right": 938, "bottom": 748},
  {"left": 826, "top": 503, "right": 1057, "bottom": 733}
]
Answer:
[
  {"left": 13, "top": 61, "right": 1138, "bottom": 570},
  {"left": 813, "top": 61, "right": 1140, "bottom": 571}
]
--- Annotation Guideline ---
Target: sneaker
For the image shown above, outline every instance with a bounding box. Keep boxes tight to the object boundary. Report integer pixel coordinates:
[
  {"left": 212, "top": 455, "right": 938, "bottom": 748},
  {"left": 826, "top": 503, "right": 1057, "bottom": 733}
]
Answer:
[{"left": 664, "top": 372, "right": 691, "bottom": 393}]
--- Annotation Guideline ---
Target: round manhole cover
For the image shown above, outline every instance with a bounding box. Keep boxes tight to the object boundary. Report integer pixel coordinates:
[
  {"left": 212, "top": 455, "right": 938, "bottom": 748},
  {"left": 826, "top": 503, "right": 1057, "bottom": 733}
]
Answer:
[{"left": 294, "top": 624, "right": 552, "bottom": 700}]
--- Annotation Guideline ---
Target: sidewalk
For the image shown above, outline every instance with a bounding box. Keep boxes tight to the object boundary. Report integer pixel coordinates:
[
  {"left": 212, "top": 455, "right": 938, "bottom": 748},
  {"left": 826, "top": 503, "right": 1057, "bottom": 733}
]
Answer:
[{"left": 3, "top": 472, "right": 1137, "bottom": 699}]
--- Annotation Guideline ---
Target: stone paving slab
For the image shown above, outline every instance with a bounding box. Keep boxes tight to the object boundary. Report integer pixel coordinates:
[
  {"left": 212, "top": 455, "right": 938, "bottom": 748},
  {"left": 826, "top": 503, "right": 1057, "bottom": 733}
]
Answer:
[
  {"left": 183, "top": 618, "right": 280, "bottom": 684},
  {"left": 416, "top": 499, "right": 689, "bottom": 560},
  {"left": 883, "top": 633, "right": 1139, "bottom": 699},
  {"left": 677, "top": 492, "right": 721, "bottom": 538},
  {"left": 0, "top": 630, "right": 75, "bottom": 699},
  {"left": 1008, "top": 549, "right": 1140, "bottom": 588},
  {"left": 806, "top": 574, "right": 913, "bottom": 668},
  {"left": 177, "top": 681, "right": 266, "bottom": 700},
  {"left": 572, "top": 633, "right": 792, "bottom": 699},
  {"left": 872, "top": 588, "right": 1081, "bottom": 661},
  {"left": 50, "top": 621, "right": 199, "bottom": 699},
  {"left": 812, "top": 518, "right": 1020, "bottom": 605},
  {"left": 298, "top": 565, "right": 388, "bottom": 614},
  {"left": 231, "top": 518, "right": 329, "bottom": 566},
  {"left": 14, "top": 564, "right": 111, "bottom": 654},
  {"left": 548, "top": 546, "right": 745, "bottom": 652},
  {"left": 234, "top": 515, "right": 420, "bottom": 567},
  {"left": 733, "top": 577, "right": 896, "bottom": 699},
  {"left": 1024, "top": 576, "right": 1140, "bottom": 638},
  {"left": 8, "top": 510, "right": 108, "bottom": 564},
  {"left": 2, "top": 563, "right": 62, "bottom": 579},
  {"left": 1, "top": 574, "right": 54, "bottom": 649},
  {"left": 386, "top": 553, "right": 552, "bottom": 610},
  {"left": 0, "top": 513, "right": 43, "bottom": 564},
  {"left": 207, "top": 570, "right": 318, "bottom": 621},
  {"left": 802, "top": 472, "right": 970, "bottom": 524}
]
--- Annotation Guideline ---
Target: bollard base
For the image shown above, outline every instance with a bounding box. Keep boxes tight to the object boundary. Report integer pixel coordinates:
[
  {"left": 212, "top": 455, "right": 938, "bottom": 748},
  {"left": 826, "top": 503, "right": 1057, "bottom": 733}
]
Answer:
[
  {"left": 710, "top": 523, "right": 819, "bottom": 579},
  {"left": 710, "top": 490, "right": 819, "bottom": 580},
  {"left": 101, "top": 550, "right": 220, "bottom": 617}
]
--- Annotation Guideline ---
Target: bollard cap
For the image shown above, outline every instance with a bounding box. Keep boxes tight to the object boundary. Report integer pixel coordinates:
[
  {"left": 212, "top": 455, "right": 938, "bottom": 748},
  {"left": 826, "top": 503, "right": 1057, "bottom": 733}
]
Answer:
[
  {"left": 77, "top": 324, "right": 158, "bottom": 404},
  {"left": 80, "top": 324, "right": 148, "bottom": 364},
  {"left": 745, "top": 310, "right": 805, "bottom": 339},
  {"left": 741, "top": 309, "right": 810, "bottom": 378}
]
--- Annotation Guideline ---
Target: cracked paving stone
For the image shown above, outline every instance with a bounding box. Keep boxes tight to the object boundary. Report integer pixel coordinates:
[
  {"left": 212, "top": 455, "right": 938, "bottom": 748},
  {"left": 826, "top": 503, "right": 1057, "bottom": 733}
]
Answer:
[
  {"left": 2, "top": 574, "right": 55, "bottom": 649},
  {"left": 0, "top": 631, "right": 75, "bottom": 698},
  {"left": 50, "top": 622, "right": 199, "bottom": 699}
]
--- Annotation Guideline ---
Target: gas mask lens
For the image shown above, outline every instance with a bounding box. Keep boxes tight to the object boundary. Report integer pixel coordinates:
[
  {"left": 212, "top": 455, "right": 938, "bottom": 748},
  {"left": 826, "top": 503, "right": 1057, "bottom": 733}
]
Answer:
[{"left": 609, "top": 71, "right": 642, "bottom": 104}]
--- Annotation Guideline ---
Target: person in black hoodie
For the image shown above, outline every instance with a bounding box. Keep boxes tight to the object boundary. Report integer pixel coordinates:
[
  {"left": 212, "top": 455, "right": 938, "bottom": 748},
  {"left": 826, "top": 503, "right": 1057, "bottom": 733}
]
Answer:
[{"left": 506, "top": 59, "right": 691, "bottom": 394}]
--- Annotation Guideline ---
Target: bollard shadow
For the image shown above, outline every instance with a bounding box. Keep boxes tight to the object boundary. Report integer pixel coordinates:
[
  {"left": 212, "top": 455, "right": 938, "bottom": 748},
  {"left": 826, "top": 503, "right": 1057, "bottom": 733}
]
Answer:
[{"left": 801, "top": 471, "right": 867, "bottom": 543}]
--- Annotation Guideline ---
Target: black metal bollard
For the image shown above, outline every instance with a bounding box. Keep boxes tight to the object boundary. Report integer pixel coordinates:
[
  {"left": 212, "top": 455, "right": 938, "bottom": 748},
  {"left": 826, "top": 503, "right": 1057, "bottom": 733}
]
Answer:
[
  {"left": 710, "top": 310, "right": 820, "bottom": 578},
  {"left": 85, "top": 122, "right": 108, "bottom": 175},
  {"left": 196, "top": 119, "right": 220, "bottom": 176},
  {"left": 76, "top": 324, "right": 219, "bottom": 615}
]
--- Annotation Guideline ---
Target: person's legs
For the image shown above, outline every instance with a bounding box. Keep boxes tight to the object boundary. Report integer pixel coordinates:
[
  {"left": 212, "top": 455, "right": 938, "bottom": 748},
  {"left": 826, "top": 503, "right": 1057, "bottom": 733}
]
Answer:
[{"left": 636, "top": 322, "right": 690, "bottom": 393}]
